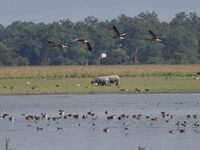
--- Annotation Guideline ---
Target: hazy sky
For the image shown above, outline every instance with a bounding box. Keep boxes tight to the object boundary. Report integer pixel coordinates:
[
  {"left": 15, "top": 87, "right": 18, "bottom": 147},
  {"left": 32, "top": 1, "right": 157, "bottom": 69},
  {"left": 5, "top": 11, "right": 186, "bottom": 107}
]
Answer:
[{"left": 0, "top": 0, "right": 200, "bottom": 26}]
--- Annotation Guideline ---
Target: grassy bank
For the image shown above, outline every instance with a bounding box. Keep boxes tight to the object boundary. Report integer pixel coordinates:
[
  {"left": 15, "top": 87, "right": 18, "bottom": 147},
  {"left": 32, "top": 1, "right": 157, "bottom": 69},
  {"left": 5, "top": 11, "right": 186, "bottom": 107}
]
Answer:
[
  {"left": 0, "top": 76, "right": 200, "bottom": 95},
  {"left": 0, "top": 65, "right": 199, "bottom": 95}
]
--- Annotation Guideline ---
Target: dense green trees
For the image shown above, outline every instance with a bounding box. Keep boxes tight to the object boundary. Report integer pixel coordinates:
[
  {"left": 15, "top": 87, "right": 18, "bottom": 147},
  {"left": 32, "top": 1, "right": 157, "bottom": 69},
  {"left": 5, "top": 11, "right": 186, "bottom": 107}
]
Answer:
[{"left": 0, "top": 12, "right": 200, "bottom": 66}]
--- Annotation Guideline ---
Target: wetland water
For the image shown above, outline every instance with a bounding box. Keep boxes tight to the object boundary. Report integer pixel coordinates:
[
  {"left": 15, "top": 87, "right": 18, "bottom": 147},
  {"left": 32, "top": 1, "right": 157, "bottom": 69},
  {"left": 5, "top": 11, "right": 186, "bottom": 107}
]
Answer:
[{"left": 0, "top": 94, "right": 200, "bottom": 150}]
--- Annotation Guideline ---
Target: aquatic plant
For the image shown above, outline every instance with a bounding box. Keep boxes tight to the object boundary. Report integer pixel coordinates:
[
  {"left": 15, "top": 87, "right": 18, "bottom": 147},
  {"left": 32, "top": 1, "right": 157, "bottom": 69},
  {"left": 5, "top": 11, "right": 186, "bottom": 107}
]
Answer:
[{"left": 5, "top": 138, "right": 10, "bottom": 150}]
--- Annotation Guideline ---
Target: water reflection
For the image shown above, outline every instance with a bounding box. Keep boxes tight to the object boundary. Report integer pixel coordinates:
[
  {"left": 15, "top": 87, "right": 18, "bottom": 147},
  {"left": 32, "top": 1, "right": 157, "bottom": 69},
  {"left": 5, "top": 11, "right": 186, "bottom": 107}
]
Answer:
[{"left": 0, "top": 94, "right": 200, "bottom": 150}]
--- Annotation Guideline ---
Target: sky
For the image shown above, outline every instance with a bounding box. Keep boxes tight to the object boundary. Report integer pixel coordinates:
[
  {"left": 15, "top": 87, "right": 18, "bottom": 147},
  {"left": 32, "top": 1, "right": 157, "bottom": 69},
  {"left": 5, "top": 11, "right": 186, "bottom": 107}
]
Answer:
[{"left": 0, "top": 0, "right": 200, "bottom": 26}]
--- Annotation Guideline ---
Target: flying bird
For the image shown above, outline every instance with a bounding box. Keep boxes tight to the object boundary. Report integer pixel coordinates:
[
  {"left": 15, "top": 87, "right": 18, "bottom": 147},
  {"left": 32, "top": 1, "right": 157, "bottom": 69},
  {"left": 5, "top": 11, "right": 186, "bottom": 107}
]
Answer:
[
  {"left": 73, "top": 38, "right": 93, "bottom": 52},
  {"left": 112, "top": 25, "right": 127, "bottom": 40},
  {"left": 48, "top": 40, "right": 69, "bottom": 49},
  {"left": 146, "top": 30, "right": 163, "bottom": 42}
]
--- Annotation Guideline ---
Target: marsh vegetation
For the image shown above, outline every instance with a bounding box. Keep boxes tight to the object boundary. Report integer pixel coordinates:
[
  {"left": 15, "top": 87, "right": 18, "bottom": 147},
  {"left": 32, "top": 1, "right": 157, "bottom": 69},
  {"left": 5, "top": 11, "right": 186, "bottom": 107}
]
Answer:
[{"left": 0, "top": 65, "right": 199, "bottom": 94}]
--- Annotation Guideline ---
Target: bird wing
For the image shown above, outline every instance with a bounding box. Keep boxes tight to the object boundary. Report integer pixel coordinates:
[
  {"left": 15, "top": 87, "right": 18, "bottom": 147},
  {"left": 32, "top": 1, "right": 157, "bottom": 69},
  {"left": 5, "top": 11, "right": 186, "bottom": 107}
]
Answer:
[
  {"left": 48, "top": 40, "right": 57, "bottom": 44},
  {"left": 112, "top": 25, "right": 121, "bottom": 36},
  {"left": 73, "top": 38, "right": 84, "bottom": 43},
  {"left": 149, "top": 30, "right": 157, "bottom": 39},
  {"left": 86, "top": 42, "right": 93, "bottom": 52},
  {"left": 48, "top": 40, "right": 68, "bottom": 48},
  {"left": 48, "top": 40, "right": 60, "bottom": 47}
]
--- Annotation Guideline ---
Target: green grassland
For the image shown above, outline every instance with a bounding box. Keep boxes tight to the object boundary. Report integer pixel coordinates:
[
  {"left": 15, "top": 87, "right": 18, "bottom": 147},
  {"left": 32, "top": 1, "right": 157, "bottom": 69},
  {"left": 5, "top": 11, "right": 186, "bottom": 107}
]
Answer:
[
  {"left": 0, "top": 65, "right": 199, "bottom": 95},
  {"left": 0, "top": 76, "right": 199, "bottom": 95}
]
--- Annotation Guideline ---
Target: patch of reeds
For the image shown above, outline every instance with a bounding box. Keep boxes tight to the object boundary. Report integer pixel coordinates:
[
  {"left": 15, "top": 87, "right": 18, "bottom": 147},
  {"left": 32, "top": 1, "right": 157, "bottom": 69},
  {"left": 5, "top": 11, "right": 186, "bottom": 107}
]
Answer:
[
  {"left": 0, "top": 65, "right": 199, "bottom": 80},
  {"left": 5, "top": 138, "right": 10, "bottom": 150}
]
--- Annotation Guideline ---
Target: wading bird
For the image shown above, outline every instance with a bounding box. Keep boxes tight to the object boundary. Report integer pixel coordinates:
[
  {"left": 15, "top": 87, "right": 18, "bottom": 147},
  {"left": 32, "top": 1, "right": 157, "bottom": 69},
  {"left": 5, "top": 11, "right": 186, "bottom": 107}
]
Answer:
[
  {"left": 146, "top": 30, "right": 163, "bottom": 42},
  {"left": 112, "top": 25, "right": 127, "bottom": 40}
]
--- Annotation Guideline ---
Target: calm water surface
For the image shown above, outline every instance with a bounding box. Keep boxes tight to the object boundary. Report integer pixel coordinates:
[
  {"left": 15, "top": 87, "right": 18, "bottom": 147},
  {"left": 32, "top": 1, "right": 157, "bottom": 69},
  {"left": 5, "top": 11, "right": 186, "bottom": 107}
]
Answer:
[{"left": 0, "top": 94, "right": 200, "bottom": 150}]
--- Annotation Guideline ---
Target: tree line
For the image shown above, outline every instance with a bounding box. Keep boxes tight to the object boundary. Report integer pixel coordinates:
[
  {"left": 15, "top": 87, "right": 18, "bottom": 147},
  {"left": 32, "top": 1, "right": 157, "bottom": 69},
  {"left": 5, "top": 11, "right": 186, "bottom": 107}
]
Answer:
[{"left": 0, "top": 11, "right": 200, "bottom": 66}]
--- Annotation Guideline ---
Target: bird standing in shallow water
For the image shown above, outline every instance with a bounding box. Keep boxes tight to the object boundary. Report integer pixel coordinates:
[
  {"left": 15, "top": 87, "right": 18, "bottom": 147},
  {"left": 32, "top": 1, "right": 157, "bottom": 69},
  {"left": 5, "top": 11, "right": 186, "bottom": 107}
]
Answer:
[
  {"left": 103, "top": 127, "right": 110, "bottom": 133},
  {"left": 138, "top": 146, "right": 145, "bottom": 150},
  {"left": 36, "top": 127, "right": 43, "bottom": 131}
]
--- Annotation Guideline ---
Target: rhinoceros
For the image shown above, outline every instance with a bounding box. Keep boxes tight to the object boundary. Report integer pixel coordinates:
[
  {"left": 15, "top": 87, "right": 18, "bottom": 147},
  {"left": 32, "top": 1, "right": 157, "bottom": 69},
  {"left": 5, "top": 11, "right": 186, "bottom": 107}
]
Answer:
[{"left": 91, "top": 75, "right": 120, "bottom": 86}]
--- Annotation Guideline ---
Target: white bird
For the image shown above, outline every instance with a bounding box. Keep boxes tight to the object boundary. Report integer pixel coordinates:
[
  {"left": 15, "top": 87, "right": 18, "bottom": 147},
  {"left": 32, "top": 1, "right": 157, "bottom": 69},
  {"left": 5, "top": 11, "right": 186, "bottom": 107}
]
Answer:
[{"left": 26, "top": 81, "right": 31, "bottom": 85}]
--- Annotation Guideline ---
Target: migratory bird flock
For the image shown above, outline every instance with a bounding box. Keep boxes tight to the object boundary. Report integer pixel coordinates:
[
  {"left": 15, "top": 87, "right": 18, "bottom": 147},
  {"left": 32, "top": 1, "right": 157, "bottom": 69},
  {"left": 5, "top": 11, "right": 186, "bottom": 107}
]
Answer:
[{"left": 48, "top": 25, "right": 163, "bottom": 53}]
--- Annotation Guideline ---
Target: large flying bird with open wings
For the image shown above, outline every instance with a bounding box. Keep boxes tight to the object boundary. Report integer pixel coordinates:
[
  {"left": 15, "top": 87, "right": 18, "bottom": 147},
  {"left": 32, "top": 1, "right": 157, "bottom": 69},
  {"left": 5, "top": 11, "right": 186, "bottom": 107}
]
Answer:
[
  {"left": 73, "top": 38, "right": 93, "bottom": 52},
  {"left": 146, "top": 30, "right": 163, "bottom": 42},
  {"left": 112, "top": 25, "right": 127, "bottom": 40}
]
